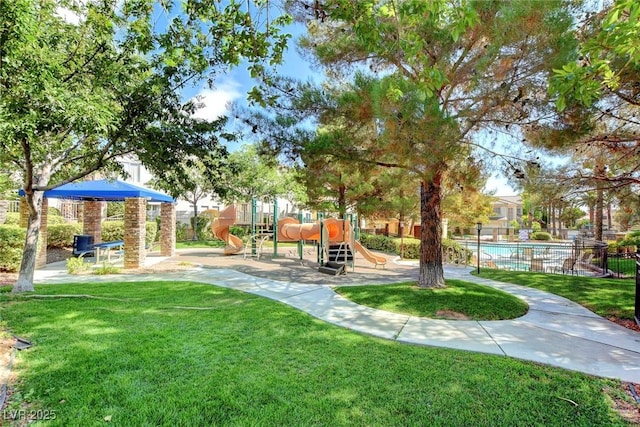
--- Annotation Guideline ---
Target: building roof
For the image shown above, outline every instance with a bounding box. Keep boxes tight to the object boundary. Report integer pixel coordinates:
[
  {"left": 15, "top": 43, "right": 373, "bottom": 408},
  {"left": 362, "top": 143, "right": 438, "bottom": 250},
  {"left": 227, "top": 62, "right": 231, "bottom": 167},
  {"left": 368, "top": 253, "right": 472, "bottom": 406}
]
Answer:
[{"left": 494, "top": 195, "right": 522, "bottom": 205}]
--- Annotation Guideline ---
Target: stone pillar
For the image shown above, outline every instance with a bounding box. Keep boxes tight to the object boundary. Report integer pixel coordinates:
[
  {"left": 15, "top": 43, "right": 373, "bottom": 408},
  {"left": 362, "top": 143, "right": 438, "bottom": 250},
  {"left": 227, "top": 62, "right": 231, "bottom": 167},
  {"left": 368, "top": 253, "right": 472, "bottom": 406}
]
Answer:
[
  {"left": 36, "top": 198, "right": 48, "bottom": 268},
  {"left": 77, "top": 202, "right": 84, "bottom": 223},
  {"left": 441, "top": 218, "right": 449, "bottom": 239},
  {"left": 124, "top": 197, "right": 146, "bottom": 269},
  {"left": 160, "top": 202, "right": 176, "bottom": 257},
  {"left": 83, "top": 201, "right": 104, "bottom": 244},
  {"left": 19, "top": 197, "right": 29, "bottom": 228}
]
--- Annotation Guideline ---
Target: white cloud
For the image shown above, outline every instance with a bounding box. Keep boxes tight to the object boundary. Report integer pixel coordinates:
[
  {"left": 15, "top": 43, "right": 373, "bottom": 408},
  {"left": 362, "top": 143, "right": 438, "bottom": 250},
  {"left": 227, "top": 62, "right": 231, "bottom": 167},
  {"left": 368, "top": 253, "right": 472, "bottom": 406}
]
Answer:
[
  {"left": 56, "top": 7, "right": 83, "bottom": 25},
  {"left": 192, "top": 81, "right": 242, "bottom": 120},
  {"left": 485, "top": 174, "right": 518, "bottom": 196}
]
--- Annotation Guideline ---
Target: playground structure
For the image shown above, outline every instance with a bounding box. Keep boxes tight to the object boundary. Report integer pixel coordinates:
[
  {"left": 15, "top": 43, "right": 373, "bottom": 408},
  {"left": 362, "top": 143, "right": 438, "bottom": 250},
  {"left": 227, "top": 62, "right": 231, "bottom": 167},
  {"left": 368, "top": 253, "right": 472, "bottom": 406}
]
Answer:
[
  {"left": 278, "top": 217, "right": 386, "bottom": 268},
  {"left": 211, "top": 200, "right": 386, "bottom": 271},
  {"left": 211, "top": 205, "right": 244, "bottom": 255}
]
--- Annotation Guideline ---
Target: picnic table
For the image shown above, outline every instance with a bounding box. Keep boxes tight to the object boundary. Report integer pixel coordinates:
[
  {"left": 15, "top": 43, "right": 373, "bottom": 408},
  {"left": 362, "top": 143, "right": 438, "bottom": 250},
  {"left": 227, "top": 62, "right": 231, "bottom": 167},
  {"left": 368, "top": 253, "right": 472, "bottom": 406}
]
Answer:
[{"left": 93, "top": 240, "right": 124, "bottom": 263}]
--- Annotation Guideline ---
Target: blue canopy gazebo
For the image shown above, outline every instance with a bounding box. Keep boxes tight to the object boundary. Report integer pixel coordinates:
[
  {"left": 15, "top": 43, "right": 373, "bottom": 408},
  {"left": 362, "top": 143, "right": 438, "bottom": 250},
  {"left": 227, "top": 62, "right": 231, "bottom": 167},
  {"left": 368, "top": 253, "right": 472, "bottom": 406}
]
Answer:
[
  {"left": 36, "top": 179, "right": 175, "bottom": 203},
  {"left": 20, "top": 179, "right": 176, "bottom": 268}
]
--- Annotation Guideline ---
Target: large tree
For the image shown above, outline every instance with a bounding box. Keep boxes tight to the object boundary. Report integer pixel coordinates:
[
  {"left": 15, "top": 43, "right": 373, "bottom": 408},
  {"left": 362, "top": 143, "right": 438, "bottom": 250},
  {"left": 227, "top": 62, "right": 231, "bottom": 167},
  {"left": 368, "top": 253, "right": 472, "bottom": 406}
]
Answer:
[
  {"left": 149, "top": 140, "right": 233, "bottom": 240},
  {"left": 264, "top": 0, "right": 578, "bottom": 287},
  {"left": 526, "top": 0, "right": 640, "bottom": 238},
  {"left": 222, "top": 144, "right": 294, "bottom": 204},
  {"left": 0, "top": 0, "right": 290, "bottom": 292}
]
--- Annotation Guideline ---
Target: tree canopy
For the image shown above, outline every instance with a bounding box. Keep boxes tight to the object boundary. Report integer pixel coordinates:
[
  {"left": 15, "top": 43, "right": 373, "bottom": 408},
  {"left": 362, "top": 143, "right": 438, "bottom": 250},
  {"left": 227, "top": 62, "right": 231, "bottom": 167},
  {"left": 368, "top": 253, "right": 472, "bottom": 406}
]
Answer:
[
  {"left": 253, "top": 0, "right": 579, "bottom": 287},
  {"left": 1, "top": 0, "right": 291, "bottom": 291}
]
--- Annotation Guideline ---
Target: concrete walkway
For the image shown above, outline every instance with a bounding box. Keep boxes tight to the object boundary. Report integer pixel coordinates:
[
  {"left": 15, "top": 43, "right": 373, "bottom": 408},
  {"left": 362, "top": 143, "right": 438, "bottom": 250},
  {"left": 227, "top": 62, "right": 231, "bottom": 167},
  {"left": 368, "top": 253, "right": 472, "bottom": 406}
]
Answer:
[{"left": 34, "top": 256, "right": 640, "bottom": 384}]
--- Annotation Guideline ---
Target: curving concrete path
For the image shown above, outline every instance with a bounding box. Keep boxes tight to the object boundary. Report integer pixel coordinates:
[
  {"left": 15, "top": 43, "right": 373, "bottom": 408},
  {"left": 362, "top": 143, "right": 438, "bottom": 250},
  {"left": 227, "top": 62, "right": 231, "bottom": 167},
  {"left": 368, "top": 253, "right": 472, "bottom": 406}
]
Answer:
[{"left": 34, "top": 259, "right": 640, "bottom": 384}]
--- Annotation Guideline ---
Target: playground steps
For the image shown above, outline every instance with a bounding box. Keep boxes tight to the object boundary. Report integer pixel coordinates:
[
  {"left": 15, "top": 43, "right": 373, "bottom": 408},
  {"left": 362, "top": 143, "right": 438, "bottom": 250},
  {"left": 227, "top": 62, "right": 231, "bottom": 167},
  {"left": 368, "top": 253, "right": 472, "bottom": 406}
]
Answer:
[
  {"left": 318, "top": 261, "right": 346, "bottom": 276},
  {"left": 328, "top": 244, "right": 354, "bottom": 263}
]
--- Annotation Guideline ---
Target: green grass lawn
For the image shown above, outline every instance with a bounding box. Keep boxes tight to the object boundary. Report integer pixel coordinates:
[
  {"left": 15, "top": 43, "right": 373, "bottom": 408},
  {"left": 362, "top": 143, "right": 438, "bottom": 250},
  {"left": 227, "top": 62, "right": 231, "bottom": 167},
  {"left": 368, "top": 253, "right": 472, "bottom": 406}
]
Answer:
[
  {"left": 335, "top": 280, "right": 528, "bottom": 320},
  {"left": 607, "top": 256, "right": 636, "bottom": 277},
  {"left": 0, "top": 281, "right": 633, "bottom": 426},
  {"left": 477, "top": 269, "right": 636, "bottom": 319}
]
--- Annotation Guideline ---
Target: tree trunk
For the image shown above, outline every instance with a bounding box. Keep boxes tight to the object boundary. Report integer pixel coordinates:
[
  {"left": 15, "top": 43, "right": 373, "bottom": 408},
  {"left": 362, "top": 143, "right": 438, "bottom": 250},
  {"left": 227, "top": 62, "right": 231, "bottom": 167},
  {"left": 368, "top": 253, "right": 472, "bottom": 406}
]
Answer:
[
  {"left": 417, "top": 175, "right": 445, "bottom": 289},
  {"left": 13, "top": 191, "right": 44, "bottom": 293},
  {"left": 594, "top": 160, "right": 605, "bottom": 241},
  {"left": 595, "top": 183, "right": 603, "bottom": 241},
  {"left": 192, "top": 201, "right": 199, "bottom": 241},
  {"left": 338, "top": 184, "right": 346, "bottom": 218}
]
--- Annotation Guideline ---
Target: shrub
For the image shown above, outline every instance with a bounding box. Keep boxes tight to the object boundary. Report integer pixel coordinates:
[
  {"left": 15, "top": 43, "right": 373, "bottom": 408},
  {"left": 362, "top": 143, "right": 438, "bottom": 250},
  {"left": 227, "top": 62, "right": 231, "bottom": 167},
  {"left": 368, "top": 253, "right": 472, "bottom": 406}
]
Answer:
[
  {"left": 359, "top": 233, "right": 471, "bottom": 262},
  {"left": 146, "top": 221, "right": 157, "bottom": 245},
  {"left": 0, "top": 225, "right": 26, "bottom": 272},
  {"left": 531, "top": 221, "right": 542, "bottom": 233},
  {"left": 530, "top": 231, "right": 552, "bottom": 241},
  {"left": 229, "top": 225, "right": 250, "bottom": 240},
  {"left": 398, "top": 240, "right": 420, "bottom": 259},
  {"left": 48, "top": 206, "right": 61, "bottom": 216},
  {"left": 102, "top": 221, "right": 157, "bottom": 247},
  {"left": 94, "top": 263, "right": 121, "bottom": 275},
  {"left": 190, "top": 214, "right": 211, "bottom": 240},
  {"left": 359, "top": 233, "right": 397, "bottom": 253},
  {"left": 618, "top": 231, "right": 640, "bottom": 250},
  {"left": 46, "top": 214, "right": 67, "bottom": 225},
  {"left": 66, "top": 256, "right": 90, "bottom": 275},
  {"left": 47, "top": 223, "right": 83, "bottom": 248},
  {"left": 4, "top": 212, "right": 20, "bottom": 225},
  {"left": 176, "top": 223, "right": 191, "bottom": 241}
]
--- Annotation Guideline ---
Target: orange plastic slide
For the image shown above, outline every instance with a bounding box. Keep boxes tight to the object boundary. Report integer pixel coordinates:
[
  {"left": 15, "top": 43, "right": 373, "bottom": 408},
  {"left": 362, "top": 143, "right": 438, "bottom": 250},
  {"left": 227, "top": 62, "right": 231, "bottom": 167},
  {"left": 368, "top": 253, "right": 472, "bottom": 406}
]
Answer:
[
  {"left": 212, "top": 205, "right": 243, "bottom": 255},
  {"left": 278, "top": 217, "right": 386, "bottom": 267},
  {"left": 277, "top": 217, "right": 343, "bottom": 242},
  {"left": 354, "top": 241, "right": 387, "bottom": 266}
]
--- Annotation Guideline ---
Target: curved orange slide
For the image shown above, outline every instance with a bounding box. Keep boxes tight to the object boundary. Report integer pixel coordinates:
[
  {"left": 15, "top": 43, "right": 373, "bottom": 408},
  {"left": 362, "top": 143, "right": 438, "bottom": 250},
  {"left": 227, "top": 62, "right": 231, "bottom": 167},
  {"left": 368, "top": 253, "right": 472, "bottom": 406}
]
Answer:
[{"left": 212, "top": 205, "right": 243, "bottom": 255}]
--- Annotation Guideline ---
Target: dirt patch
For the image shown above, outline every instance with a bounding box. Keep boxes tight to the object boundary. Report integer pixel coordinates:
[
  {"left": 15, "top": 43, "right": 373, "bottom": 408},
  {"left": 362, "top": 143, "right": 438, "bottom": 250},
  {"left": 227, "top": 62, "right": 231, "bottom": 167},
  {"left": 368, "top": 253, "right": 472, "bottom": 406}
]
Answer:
[
  {"left": 608, "top": 317, "right": 640, "bottom": 333},
  {"left": 605, "top": 383, "right": 640, "bottom": 425},
  {"left": 47, "top": 247, "right": 72, "bottom": 264},
  {"left": 435, "top": 310, "right": 471, "bottom": 320}
]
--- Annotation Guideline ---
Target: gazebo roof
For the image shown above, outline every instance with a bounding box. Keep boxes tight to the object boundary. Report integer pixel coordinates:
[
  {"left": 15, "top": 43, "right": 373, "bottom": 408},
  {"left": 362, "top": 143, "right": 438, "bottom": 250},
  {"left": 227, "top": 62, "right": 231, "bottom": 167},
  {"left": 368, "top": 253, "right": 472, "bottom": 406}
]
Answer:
[{"left": 21, "top": 179, "right": 174, "bottom": 203}]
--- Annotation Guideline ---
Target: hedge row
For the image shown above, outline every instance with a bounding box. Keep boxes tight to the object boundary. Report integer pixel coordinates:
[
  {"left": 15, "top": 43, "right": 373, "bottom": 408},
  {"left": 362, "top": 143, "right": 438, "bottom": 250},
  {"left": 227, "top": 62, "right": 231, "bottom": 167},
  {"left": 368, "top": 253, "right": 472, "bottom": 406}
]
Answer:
[
  {"left": 101, "top": 221, "right": 157, "bottom": 247},
  {"left": 359, "top": 233, "right": 470, "bottom": 260},
  {"left": 0, "top": 225, "right": 26, "bottom": 272},
  {"left": 47, "top": 224, "right": 84, "bottom": 248},
  {"left": 530, "top": 231, "right": 552, "bottom": 241}
]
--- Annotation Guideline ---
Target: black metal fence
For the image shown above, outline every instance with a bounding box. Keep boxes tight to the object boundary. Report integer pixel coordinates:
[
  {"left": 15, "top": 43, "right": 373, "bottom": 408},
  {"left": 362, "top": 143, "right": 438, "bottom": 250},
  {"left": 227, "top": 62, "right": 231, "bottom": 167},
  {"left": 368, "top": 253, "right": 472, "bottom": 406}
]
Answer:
[
  {"left": 608, "top": 249, "right": 638, "bottom": 278},
  {"left": 455, "top": 238, "right": 609, "bottom": 277},
  {"left": 635, "top": 254, "right": 640, "bottom": 326}
]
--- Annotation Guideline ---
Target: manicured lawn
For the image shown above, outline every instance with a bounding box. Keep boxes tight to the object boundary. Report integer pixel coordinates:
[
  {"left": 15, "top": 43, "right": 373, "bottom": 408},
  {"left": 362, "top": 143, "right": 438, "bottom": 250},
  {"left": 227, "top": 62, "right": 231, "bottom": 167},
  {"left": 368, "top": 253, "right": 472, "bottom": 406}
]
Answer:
[
  {"left": 607, "top": 256, "right": 636, "bottom": 277},
  {"left": 477, "top": 269, "right": 636, "bottom": 319},
  {"left": 0, "top": 281, "right": 631, "bottom": 426},
  {"left": 335, "top": 280, "right": 528, "bottom": 320}
]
